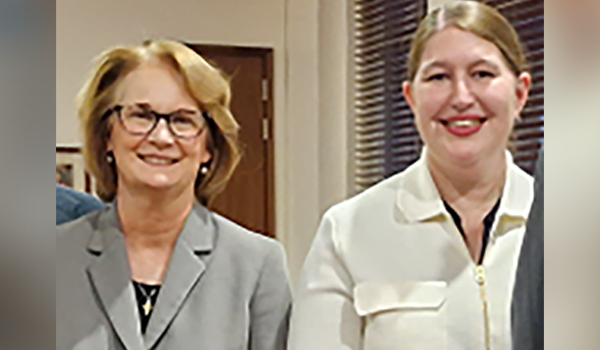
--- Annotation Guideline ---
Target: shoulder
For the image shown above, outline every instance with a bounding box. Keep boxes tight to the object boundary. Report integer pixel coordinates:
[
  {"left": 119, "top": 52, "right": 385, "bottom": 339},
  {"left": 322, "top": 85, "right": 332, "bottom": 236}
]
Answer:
[
  {"left": 56, "top": 209, "right": 105, "bottom": 265},
  {"left": 57, "top": 208, "right": 102, "bottom": 239},
  {"left": 208, "top": 213, "right": 289, "bottom": 284},
  {"left": 325, "top": 167, "right": 408, "bottom": 223},
  {"left": 507, "top": 158, "right": 535, "bottom": 204},
  {"left": 211, "top": 213, "right": 286, "bottom": 261},
  {"left": 56, "top": 205, "right": 109, "bottom": 248}
]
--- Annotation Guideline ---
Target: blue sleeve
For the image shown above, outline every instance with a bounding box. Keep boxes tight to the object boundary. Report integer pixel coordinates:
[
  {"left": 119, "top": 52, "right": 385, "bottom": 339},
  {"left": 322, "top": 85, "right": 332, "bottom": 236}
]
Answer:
[
  {"left": 74, "top": 194, "right": 105, "bottom": 218},
  {"left": 56, "top": 185, "right": 105, "bottom": 225}
]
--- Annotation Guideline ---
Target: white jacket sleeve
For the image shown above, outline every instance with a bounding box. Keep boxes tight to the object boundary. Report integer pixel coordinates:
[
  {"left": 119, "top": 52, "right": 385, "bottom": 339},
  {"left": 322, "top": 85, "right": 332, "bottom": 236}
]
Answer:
[{"left": 288, "top": 211, "right": 362, "bottom": 350}]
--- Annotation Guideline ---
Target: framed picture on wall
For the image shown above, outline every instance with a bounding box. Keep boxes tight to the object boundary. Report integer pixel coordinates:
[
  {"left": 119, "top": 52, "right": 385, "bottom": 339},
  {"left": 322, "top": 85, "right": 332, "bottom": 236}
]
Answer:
[{"left": 56, "top": 146, "right": 95, "bottom": 195}]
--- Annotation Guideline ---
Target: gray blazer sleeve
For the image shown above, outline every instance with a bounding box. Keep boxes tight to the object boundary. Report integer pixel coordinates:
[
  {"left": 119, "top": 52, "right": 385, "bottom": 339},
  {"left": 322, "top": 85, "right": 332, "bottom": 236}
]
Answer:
[
  {"left": 250, "top": 241, "right": 292, "bottom": 350},
  {"left": 511, "top": 147, "right": 544, "bottom": 350}
]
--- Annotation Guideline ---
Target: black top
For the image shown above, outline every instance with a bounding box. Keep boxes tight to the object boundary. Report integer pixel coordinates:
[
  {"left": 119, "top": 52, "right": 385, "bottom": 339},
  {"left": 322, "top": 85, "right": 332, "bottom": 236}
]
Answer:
[
  {"left": 443, "top": 198, "right": 501, "bottom": 265},
  {"left": 511, "top": 147, "right": 544, "bottom": 350},
  {"left": 132, "top": 281, "right": 161, "bottom": 334}
]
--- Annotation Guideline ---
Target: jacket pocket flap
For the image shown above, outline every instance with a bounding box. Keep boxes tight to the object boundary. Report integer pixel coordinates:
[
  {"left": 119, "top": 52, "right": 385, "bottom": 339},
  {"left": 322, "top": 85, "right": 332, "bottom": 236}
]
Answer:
[{"left": 353, "top": 281, "right": 447, "bottom": 316}]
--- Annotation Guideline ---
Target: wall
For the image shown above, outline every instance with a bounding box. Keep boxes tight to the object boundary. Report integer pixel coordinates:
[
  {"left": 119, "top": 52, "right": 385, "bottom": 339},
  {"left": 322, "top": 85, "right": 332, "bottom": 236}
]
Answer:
[
  {"left": 282, "top": 0, "right": 320, "bottom": 283},
  {"left": 283, "top": 0, "right": 351, "bottom": 285},
  {"left": 57, "top": 0, "right": 286, "bottom": 144}
]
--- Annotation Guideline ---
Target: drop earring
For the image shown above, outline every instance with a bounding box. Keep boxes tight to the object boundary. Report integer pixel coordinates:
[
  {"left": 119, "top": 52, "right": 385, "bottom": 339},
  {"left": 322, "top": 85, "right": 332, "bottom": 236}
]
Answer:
[{"left": 107, "top": 152, "right": 114, "bottom": 163}]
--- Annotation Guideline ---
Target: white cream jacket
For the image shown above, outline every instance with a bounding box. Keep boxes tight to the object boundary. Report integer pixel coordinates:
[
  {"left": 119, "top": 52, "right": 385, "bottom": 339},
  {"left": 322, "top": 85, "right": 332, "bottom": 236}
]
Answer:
[{"left": 288, "top": 151, "right": 534, "bottom": 350}]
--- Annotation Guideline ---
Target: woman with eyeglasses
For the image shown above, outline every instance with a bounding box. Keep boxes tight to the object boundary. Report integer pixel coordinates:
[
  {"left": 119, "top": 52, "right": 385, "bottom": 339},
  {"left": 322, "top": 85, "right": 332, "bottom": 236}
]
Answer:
[{"left": 56, "top": 40, "right": 291, "bottom": 350}]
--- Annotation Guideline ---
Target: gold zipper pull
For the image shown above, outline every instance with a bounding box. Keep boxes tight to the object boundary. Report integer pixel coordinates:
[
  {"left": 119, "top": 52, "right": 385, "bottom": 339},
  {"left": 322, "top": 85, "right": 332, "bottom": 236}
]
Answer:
[
  {"left": 476, "top": 265, "right": 491, "bottom": 350},
  {"left": 476, "top": 265, "right": 486, "bottom": 285}
]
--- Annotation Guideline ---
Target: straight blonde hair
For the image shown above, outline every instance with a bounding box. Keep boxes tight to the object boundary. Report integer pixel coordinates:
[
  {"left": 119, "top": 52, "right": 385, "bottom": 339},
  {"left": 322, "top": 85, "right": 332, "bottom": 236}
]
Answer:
[{"left": 407, "top": 1, "right": 529, "bottom": 82}]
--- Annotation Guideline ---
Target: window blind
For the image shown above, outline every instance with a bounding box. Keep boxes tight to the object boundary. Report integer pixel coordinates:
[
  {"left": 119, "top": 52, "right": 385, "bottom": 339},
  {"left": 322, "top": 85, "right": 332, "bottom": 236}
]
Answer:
[{"left": 353, "top": 0, "right": 427, "bottom": 192}]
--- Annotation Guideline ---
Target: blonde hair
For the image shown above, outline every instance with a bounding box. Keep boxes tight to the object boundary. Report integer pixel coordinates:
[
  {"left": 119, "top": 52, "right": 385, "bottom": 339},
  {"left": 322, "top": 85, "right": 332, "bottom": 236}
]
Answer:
[
  {"left": 77, "top": 39, "right": 241, "bottom": 205},
  {"left": 407, "top": 1, "right": 529, "bottom": 81}
]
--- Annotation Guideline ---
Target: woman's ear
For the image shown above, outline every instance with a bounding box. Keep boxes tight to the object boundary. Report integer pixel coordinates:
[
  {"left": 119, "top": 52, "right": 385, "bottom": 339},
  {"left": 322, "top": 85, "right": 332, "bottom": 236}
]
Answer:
[
  {"left": 201, "top": 151, "right": 212, "bottom": 165},
  {"left": 200, "top": 127, "right": 214, "bottom": 165},
  {"left": 200, "top": 136, "right": 213, "bottom": 165},
  {"left": 403, "top": 81, "right": 416, "bottom": 112},
  {"left": 106, "top": 121, "right": 114, "bottom": 152},
  {"left": 106, "top": 138, "right": 113, "bottom": 153},
  {"left": 515, "top": 72, "right": 532, "bottom": 113}
]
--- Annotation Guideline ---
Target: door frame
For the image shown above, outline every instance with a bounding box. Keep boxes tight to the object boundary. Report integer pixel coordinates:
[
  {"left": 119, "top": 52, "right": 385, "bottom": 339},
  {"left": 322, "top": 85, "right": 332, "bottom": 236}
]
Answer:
[{"left": 184, "top": 43, "right": 276, "bottom": 238}]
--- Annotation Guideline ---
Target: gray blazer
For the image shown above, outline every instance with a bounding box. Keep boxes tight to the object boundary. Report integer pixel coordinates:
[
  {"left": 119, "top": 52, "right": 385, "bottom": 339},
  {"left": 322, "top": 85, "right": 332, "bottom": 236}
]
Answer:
[
  {"left": 56, "top": 202, "right": 292, "bottom": 350},
  {"left": 511, "top": 147, "right": 544, "bottom": 350}
]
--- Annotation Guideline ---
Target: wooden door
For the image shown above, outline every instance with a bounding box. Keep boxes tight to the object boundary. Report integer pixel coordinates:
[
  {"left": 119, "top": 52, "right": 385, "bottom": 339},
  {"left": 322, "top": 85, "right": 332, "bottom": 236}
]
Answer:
[{"left": 185, "top": 44, "right": 275, "bottom": 238}]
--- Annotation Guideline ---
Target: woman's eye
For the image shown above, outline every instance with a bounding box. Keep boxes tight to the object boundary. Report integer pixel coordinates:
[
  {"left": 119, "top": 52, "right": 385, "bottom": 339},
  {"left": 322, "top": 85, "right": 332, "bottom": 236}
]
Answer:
[
  {"left": 474, "top": 70, "right": 495, "bottom": 79},
  {"left": 172, "top": 115, "right": 194, "bottom": 125},
  {"left": 132, "top": 112, "right": 153, "bottom": 120},
  {"left": 426, "top": 73, "right": 447, "bottom": 81}
]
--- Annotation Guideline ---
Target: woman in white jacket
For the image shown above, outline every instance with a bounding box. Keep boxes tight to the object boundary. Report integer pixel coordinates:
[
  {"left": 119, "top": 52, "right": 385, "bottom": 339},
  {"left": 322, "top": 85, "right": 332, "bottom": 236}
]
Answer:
[{"left": 288, "top": 1, "right": 535, "bottom": 350}]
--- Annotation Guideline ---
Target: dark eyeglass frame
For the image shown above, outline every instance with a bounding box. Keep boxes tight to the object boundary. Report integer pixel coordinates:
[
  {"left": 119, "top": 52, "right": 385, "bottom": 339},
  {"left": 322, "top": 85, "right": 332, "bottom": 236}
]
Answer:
[{"left": 105, "top": 104, "right": 212, "bottom": 140}]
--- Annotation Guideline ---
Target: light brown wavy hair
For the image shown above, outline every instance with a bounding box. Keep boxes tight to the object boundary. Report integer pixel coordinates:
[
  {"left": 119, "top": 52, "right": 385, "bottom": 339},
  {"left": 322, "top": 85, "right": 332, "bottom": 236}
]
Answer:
[{"left": 77, "top": 39, "right": 242, "bottom": 205}]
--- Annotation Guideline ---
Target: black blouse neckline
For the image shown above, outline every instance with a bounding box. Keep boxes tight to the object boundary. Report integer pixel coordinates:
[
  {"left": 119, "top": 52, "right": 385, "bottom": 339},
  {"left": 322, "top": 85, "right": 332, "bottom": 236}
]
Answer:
[
  {"left": 443, "top": 198, "right": 501, "bottom": 265},
  {"left": 132, "top": 280, "right": 162, "bottom": 334}
]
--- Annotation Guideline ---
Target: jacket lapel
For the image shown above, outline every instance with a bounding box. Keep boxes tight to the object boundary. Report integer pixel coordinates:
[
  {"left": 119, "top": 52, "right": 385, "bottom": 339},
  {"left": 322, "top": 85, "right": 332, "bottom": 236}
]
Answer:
[
  {"left": 86, "top": 205, "right": 145, "bottom": 350},
  {"left": 489, "top": 153, "right": 533, "bottom": 239},
  {"left": 143, "top": 203, "right": 216, "bottom": 349},
  {"left": 396, "top": 149, "right": 446, "bottom": 223},
  {"left": 395, "top": 149, "right": 470, "bottom": 259}
]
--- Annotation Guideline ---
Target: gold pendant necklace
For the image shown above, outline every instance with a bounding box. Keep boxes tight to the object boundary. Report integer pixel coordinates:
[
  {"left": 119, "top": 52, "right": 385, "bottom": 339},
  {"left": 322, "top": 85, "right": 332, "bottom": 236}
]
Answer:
[{"left": 135, "top": 282, "right": 159, "bottom": 316}]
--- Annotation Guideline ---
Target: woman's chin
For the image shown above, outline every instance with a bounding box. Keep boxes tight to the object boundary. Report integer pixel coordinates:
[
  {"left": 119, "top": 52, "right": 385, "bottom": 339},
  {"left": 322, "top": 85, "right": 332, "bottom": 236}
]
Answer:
[
  {"left": 438, "top": 145, "right": 485, "bottom": 166},
  {"left": 450, "top": 150, "right": 481, "bottom": 164},
  {"left": 118, "top": 172, "right": 196, "bottom": 196},
  {"left": 137, "top": 175, "right": 179, "bottom": 191}
]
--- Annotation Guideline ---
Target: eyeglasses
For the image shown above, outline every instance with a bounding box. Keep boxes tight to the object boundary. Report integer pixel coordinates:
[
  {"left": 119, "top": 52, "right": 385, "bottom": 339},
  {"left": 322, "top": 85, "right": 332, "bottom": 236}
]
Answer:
[{"left": 106, "top": 103, "right": 210, "bottom": 139}]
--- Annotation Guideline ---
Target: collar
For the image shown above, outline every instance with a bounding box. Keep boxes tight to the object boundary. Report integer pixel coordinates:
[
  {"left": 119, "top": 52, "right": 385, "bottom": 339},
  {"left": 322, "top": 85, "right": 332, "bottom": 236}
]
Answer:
[
  {"left": 86, "top": 201, "right": 215, "bottom": 255},
  {"left": 396, "top": 147, "right": 534, "bottom": 224}
]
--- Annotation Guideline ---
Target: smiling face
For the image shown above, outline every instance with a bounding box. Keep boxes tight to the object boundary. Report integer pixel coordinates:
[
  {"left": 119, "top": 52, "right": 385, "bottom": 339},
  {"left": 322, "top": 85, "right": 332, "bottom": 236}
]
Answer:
[
  {"left": 403, "top": 26, "right": 530, "bottom": 166},
  {"left": 107, "top": 60, "right": 212, "bottom": 194}
]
